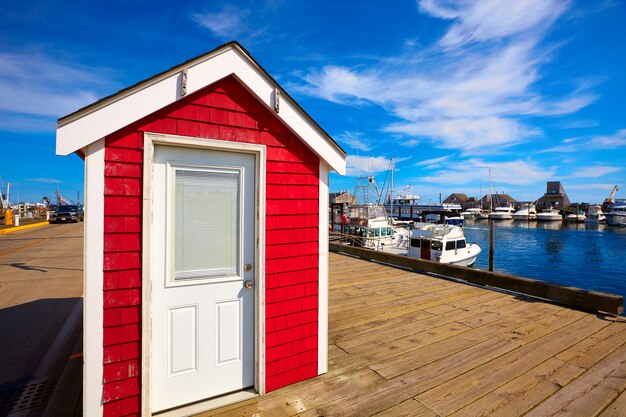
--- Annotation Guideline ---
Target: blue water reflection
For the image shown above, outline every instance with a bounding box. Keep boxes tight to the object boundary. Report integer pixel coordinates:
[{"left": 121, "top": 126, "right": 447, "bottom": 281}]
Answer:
[{"left": 462, "top": 220, "right": 626, "bottom": 303}]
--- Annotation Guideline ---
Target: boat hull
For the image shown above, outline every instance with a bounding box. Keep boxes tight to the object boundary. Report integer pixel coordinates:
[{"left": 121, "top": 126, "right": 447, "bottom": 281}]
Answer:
[{"left": 606, "top": 214, "right": 626, "bottom": 226}]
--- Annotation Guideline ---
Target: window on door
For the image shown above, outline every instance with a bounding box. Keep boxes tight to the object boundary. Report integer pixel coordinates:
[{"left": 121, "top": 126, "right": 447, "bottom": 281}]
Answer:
[{"left": 170, "top": 166, "right": 242, "bottom": 282}]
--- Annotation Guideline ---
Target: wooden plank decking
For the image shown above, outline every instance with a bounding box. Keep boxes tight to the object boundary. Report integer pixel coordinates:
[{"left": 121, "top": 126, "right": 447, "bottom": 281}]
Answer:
[{"left": 202, "top": 253, "right": 626, "bottom": 417}]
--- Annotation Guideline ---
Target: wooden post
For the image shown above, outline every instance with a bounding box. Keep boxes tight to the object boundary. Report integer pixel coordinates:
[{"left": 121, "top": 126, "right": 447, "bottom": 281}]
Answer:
[{"left": 489, "top": 220, "right": 494, "bottom": 272}]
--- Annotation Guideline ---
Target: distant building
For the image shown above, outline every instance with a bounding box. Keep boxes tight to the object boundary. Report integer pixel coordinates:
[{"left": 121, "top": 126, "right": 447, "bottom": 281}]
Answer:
[
  {"left": 330, "top": 191, "right": 357, "bottom": 205},
  {"left": 443, "top": 193, "right": 473, "bottom": 210},
  {"left": 536, "top": 181, "right": 571, "bottom": 210},
  {"left": 479, "top": 193, "right": 518, "bottom": 209}
]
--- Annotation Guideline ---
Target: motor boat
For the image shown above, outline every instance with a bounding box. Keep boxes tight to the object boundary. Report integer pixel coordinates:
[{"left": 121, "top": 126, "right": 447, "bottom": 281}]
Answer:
[
  {"left": 585, "top": 205, "right": 606, "bottom": 224},
  {"left": 605, "top": 203, "right": 626, "bottom": 227},
  {"left": 566, "top": 211, "right": 586, "bottom": 223},
  {"left": 512, "top": 204, "right": 537, "bottom": 221},
  {"left": 408, "top": 223, "right": 481, "bottom": 266},
  {"left": 537, "top": 208, "right": 562, "bottom": 222},
  {"left": 489, "top": 205, "right": 515, "bottom": 220},
  {"left": 460, "top": 207, "right": 482, "bottom": 219}
]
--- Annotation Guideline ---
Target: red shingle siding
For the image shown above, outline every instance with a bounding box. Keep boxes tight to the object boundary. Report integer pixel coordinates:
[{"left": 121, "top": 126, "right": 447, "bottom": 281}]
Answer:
[{"left": 101, "top": 75, "right": 320, "bottom": 415}]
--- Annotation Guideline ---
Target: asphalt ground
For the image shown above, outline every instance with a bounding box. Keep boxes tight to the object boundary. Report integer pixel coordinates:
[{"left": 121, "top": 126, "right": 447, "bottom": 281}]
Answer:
[{"left": 0, "top": 223, "right": 83, "bottom": 416}]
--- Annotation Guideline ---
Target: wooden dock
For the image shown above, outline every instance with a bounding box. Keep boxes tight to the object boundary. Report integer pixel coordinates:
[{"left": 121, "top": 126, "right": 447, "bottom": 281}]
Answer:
[{"left": 201, "top": 253, "right": 626, "bottom": 417}]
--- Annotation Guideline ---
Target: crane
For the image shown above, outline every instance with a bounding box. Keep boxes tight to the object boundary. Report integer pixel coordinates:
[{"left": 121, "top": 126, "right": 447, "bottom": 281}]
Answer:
[{"left": 604, "top": 185, "right": 619, "bottom": 206}]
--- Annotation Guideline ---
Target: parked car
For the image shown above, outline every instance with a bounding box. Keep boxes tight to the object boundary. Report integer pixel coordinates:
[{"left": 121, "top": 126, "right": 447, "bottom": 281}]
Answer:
[{"left": 50, "top": 205, "right": 84, "bottom": 223}]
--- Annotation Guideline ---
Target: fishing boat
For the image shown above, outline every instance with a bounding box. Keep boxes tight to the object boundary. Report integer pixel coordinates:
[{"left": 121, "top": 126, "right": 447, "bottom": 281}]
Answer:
[
  {"left": 605, "top": 202, "right": 626, "bottom": 227},
  {"left": 537, "top": 208, "right": 562, "bottom": 222},
  {"left": 512, "top": 204, "right": 537, "bottom": 221},
  {"left": 489, "top": 205, "right": 515, "bottom": 220},
  {"left": 341, "top": 204, "right": 408, "bottom": 250},
  {"left": 408, "top": 223, "right": 481, "bottom": 266},
  {"left": 584, "top": 205, "right": 606, "bottom": 224}
]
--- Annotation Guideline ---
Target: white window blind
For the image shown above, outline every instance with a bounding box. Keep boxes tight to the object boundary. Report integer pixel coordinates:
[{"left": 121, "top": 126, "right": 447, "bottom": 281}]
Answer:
[{"left": 173, "top": 168, "right": 240, "bottom": 280}]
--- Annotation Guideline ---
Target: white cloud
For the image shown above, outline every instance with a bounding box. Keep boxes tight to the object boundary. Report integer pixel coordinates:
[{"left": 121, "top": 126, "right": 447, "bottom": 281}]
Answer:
[
  {"left": 418, "top": 0, "right": 570, "bottom": 48},
  {"left": 336, "top": 131, "right": 374, "bottom": 151},
  {"left": 569, "top": 165, "right": 622, "bottom": 179},
  {"left": 0, "top": 52, "right": 113, "bottom": 119},
  {"left": 27, "top": 177, "right": 63, "bottom": 184},
  {"left": 416, "top": 158, "right": 556, "bottom": 186},
  {"left": 297, "top": 0, "right": 596, "bottom": 156},
  {"left": 566, "top": 183, "right": 616, "bottom": 191},
  {"left": 192, "top": 6, "right": 250, "bottom": 39},
  {"left": 415, "top": 156, "right": 450, "bottom": 166},
  {"left": 346, "top": 155, "right": 393, "bottom": 177},
  {"left": 541, "top": 129, "right": 626, "bottom": 154},
  {"left": 592, "top": 129, "right": 626, "bottom": 148}
]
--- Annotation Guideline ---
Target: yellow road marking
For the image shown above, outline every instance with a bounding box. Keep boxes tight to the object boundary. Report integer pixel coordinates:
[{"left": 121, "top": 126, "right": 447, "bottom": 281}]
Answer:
[
  {"left": 0, "top": 226, "right": 81, "bottom": 257},
  {"left": 0, "top": 221, "right": 50, "bottom": 235}
]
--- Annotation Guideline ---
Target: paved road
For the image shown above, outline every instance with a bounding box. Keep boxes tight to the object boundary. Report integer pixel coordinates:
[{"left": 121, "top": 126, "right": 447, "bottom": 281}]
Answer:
[{"left": 0, "top": 223, "right": 83, "bottom": 416}]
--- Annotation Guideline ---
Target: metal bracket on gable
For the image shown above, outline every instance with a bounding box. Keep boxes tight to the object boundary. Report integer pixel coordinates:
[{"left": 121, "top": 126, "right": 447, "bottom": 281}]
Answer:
[
  {"left": 272, "top": 87, "right": 280, "bottom": 113},
  {"left": 180, "top": 69, "right": 188, "bottom": 97}
]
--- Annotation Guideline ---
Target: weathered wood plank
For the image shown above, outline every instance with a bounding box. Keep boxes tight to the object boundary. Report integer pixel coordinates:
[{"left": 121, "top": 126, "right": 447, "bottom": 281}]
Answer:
[
  {"left": 448, "top": 357, "right": 585, "bottom": 417},
  {"left": 598, "top": 388, "right": 626, "bottom": 417},
  {"left": 556, "top": 320, "right": 626, "bottom": 369},
  {"left": 330, "top": 243, "right": 624, "bottom": 314},
  {"left": 524, "top": 344, "right": 626, "bottom": 417},
  {"left": 202, "top": 252, "right": 626, "bottom": 417},
  {"left": 372, "top": 399, "right": 437, "bottom": 417},
  {"left": 416, "top": 314, "right": 611, "bottom": 415},
  {"left": 370, "top": 301, "right": 561, "bottom": 380}
]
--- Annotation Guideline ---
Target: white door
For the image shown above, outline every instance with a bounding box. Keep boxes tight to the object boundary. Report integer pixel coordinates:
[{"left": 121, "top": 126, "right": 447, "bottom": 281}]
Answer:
[{"left": 151, "top": 145, "right": 255, "bottom": 412}]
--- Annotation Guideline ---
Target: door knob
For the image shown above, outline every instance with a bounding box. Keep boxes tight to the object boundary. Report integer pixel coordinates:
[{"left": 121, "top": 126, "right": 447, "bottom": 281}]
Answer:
[{"left": 244, "top": 280, "right": 253, "bottom": 289}]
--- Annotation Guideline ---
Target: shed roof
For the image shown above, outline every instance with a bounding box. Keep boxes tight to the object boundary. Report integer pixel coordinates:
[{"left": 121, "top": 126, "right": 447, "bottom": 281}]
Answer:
[{"left": 56, "top": 41, "right": 347, "bottom": 174}]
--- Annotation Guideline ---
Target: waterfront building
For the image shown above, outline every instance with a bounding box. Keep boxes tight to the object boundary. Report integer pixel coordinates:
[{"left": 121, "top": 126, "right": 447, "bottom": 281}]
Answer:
[
  {"left": 479, "top": 193, "right": 518, "bottom": 209},
  {"left": 536, "top": 181, "right": 571, "bottom": 210}
]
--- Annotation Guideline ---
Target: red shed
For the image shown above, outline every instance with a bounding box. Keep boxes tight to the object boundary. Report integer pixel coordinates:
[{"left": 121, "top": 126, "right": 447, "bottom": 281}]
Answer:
[{"left": 56, "top": 41, "right": 346, "bottom": 416}]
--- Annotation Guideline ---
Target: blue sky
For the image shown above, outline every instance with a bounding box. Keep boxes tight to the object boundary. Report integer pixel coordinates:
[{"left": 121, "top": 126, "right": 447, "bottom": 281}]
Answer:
[{"left": 1, "top": 0, "right": 625, "bottom": 204}]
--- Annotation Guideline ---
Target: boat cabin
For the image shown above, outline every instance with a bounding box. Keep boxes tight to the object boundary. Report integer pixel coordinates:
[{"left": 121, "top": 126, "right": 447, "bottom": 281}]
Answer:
[
  {"left": 408, "top": 223, "right": 480, "bottom": 266},
  {"left": 55, "top": 42, "right": 346, "bottom": 416}
]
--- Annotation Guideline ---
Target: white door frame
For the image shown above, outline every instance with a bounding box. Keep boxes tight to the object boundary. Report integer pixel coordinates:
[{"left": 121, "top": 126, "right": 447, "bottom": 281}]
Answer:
[{"left": 142, "top": 132, "right": 266, "bottom": 416}]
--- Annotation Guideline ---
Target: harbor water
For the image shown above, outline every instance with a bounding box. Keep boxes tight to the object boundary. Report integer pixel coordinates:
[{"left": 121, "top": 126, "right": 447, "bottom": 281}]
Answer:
[{"left": 462, "top": 219, "right": 626, "bottom": 308}]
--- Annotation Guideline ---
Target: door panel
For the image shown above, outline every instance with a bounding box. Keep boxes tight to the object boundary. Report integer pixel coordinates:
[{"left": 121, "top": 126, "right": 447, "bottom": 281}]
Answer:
[{"left": 151, "top": 145, "right": 255, "bottom": 412}]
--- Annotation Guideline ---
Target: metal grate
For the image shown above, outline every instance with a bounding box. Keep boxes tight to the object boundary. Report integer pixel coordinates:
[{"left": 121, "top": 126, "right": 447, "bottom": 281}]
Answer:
[{"left": 0, "top": 378, "right": 57, "bottom": 415}]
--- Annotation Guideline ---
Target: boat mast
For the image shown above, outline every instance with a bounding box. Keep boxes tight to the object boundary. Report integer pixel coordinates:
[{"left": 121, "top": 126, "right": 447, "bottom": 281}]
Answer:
[
  {"left": 390, "top": 156, "right": 394, "bottom": 220},
  {"left": 488, "top": 168, "right": 493, "bottom": 211}
]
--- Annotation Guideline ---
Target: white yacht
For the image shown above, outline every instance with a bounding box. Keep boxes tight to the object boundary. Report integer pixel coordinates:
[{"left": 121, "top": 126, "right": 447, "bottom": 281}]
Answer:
[
  {"left": 460, "top": 207, "right": 482, "bottom": 219},
  {"left": 408, "top": 223, "right": 481, "bottom": 266},
  {"left": 537, "top": 208, "right": 562, "bottom": 222},
  {"left": 566, "top": 212, "right": 586, "bottom": 223},
  {"left": 489, "top": 205, "right": 515, "bottom": 220},
  {"left": 512, "top": 204, "right": 537, "bottom": 221},
  {"left": 605, "top": 203, "right": 626, "bottom": 227},
  {"left": 585, "top": 205, "right": 606, "bottom": 224}
]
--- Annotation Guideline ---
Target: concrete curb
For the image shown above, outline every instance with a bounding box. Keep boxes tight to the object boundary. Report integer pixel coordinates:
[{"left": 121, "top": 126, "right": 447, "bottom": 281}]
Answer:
[{"left": 0, "top": 221, "right": 49, "bottom": 234}]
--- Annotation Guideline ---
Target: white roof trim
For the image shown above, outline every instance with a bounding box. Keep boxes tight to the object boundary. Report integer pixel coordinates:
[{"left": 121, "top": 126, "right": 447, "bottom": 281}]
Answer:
[{"left": 56, "top": 44, "right": 346, "bottom": 175}]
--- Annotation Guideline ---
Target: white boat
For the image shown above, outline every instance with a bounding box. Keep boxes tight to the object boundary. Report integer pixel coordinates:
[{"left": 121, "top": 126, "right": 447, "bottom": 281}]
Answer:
[
  {"left": 566, "top": 212, "right": 586, "bottom": 223},
  {"left": 474, "top": 209, "right": 490, "bottom": 220},
  {"left": 605, "top": 203, "right": 626, "bottom": 227},
  {"left": 585, "top": 205, "right": 606, "bottom": 224},
  {"left": 460, "top": 207, "right": 482, "bottom": 219},
  {"left": 342, "top": 204, "right": 408, "bottom": 250},
  {"left": 408, "top": 223, "right": 481, "bottom": 266},
  {"left": 537, "top": 208, "right": 562, "bottom": 222},
  {"left": 489, "top": 205, "right": 515, "bottom": 220},
  {"left": 512, "top": 204, "right": 537, "bottom": 221}
]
